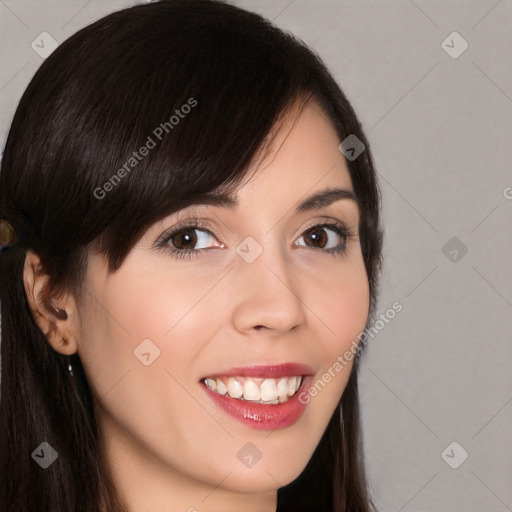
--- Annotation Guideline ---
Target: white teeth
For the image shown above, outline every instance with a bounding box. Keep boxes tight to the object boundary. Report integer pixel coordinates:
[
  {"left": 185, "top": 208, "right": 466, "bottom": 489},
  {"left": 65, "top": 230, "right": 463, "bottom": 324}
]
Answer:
[
  {"left": 216, "top": 379, "right": 227, "bottom": 395},
  {"left": 243, "top": 379, "right": 261, "bottom": 401},
  {"left": 205, "top": 378, "right": 216, "bottom": 391},
  {"left": 204, "top": 375, "right": 304, "bottom": 404},
  {"left": 260, "top": 379, "right": 278, "bottom": 401},
  {"left": 288, "top": 376, "right": 298, "bottom": 396},
  {"left": 227, "top": 377, "right": 243, "bottom": 398},
  {"left": 277, "top": 377, "right": 289, "bottom": 398}
]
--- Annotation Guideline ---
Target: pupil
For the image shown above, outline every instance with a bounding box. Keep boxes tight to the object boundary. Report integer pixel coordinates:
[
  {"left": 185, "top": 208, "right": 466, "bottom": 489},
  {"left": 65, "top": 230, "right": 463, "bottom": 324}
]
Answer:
[
  {"left": 175, "top": 230, "right": 196, "bottom": 249},
  {"left": 309, "top": 228, "right": 326, "bottom": 248}
]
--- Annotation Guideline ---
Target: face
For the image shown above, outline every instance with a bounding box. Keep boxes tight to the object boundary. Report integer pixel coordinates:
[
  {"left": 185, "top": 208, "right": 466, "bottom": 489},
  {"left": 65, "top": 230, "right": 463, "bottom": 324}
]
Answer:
[{"left": 71, "top": 100, "right": 370, "bottom": 510}]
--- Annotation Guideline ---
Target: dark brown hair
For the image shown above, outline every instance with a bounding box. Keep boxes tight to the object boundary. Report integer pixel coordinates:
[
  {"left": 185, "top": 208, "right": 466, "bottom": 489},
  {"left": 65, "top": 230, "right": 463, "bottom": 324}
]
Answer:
[{"left": 0, "top": 1, "right": 382, "bottom": 510}]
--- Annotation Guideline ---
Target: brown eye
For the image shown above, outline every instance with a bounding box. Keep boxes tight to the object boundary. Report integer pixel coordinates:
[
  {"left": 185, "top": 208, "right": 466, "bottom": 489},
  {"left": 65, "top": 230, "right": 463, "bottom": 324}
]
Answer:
[
  {"left": 170, "top": 229, "right": 198, "bottom": 249},
  {"left": 166, "top": 227, "right": 219, "bottom": 251},
  {"left": 304, "top": 226, "right": 329, "bottom": 249},
  {"left": 296, "top": 223, "right": 349, "bottom": 253}
]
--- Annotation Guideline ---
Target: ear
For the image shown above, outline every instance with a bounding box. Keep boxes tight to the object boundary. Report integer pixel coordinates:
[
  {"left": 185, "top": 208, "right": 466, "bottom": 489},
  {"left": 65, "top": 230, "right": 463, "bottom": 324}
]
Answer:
[{"left": 23, "top": 249, "right": 78, "bottom": 355}]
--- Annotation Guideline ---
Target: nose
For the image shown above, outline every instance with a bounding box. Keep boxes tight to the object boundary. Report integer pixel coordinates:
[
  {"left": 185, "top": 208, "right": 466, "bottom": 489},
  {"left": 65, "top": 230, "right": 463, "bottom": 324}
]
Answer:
[{"left": 230, "top": 240, "right": 307, "bottom": 335}]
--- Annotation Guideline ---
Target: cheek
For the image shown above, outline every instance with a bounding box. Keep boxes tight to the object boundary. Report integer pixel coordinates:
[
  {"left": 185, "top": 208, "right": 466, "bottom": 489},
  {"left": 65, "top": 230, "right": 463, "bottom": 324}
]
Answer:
[
  {"left": 315, "top": 256, "right": 370, "bottom": 351},
  {"left": 82, "top": 258, "right": 216, "bottom": 349},
  {"left": 74, "top": 266, "right": 218, "bottom": 451},
  {"left": 75, "top": 257, "right": 223, "bottom": 399},
  {"left": 289, "top": 257, "right": 368, "bottom": 444}
]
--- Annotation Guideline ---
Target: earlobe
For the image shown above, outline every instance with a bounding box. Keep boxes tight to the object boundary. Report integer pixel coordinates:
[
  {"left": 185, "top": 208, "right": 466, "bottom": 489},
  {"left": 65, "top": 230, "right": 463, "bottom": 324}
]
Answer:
[{"left": 23, "top": 250, "right": 78, "bottom": 355}]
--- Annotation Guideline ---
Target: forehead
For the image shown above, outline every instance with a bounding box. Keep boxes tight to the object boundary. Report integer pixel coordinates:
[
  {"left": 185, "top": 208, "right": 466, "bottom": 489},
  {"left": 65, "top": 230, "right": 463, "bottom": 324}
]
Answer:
[
  {"left": 232, "top": 99, "right": 355, "bottom": 205},
  {"left": 148, "top": 99, "right": 358, "bottom": 225}
]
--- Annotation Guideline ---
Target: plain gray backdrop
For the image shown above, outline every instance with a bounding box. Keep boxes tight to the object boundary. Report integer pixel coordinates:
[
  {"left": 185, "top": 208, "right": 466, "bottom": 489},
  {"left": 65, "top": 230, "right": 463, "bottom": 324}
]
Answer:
[{"left": 1, "top": 1, "right": 511, "bottom": 511}]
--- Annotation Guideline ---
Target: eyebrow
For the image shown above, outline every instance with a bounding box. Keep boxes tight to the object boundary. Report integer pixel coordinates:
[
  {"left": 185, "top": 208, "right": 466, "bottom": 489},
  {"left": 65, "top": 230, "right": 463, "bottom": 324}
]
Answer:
[{"left": 180, "top": 186, "right": 359, "bottom": 214}]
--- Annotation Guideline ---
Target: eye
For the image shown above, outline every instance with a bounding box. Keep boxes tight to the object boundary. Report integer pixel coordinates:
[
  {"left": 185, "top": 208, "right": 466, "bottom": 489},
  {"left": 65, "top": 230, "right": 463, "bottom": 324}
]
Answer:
[
  {"left": 163, "top": 226, "right": 221, "bottom": 253},
  {"left": 155, "top": 218, "right": 354, "bottom": 260},
  {"left": 295, "top": 223, "right": 350, "bottom": 253}
]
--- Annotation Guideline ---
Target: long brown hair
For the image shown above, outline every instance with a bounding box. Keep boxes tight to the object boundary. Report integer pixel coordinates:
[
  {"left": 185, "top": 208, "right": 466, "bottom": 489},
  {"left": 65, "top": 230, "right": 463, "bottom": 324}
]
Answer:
[{"left": 0, "top": 1, "right": 383, "bottom": 510}]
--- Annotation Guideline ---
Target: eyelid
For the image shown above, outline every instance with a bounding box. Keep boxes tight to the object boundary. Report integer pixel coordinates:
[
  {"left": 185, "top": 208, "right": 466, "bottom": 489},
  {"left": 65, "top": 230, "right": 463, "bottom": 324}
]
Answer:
[
  {"left": 153, "top": 213, "right": 358, "bottom": 254},
  {"left": 300, "top": 215, "right": 356, "bottom": 233},
  {"left": 153, "top": 216, "right": 221, "bottom": 248}
]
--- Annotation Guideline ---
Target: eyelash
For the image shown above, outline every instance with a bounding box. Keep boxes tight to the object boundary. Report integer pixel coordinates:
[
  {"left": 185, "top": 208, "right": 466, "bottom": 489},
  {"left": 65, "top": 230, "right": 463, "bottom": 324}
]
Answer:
[{"left": 154, "top": 216, "right": 356, "bottom": 260}]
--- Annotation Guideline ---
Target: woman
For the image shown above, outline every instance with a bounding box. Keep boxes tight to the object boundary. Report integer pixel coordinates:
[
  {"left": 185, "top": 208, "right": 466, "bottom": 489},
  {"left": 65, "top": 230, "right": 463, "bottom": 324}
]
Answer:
[{"left": 0, "top": 1, "right": 383, "bottom": 510}]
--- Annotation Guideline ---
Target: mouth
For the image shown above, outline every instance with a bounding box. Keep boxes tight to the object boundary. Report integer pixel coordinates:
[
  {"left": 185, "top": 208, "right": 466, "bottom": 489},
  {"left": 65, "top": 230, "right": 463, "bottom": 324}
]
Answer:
[
  {"left": 200, "top": 363, "right": 314, "bottom": 430},
  {"left": 201, "top": 375, "right": 304, "bottom": 405},
  {"left": 199, "top": 363, "right": 313, "bottom": 430}
]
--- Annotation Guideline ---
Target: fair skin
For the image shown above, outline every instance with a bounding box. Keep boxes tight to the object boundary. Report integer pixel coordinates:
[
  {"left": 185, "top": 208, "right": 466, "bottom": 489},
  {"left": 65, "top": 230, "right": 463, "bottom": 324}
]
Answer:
[{"left": 24, "top": 100, "right": 369, "bottom": 512}]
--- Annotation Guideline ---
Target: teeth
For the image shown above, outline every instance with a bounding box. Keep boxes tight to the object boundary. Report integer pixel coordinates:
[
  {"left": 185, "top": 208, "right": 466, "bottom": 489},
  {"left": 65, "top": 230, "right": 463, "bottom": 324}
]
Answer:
[
  {"left": 260, "top": 379, "right": 278, "bottom": 401},
  {"left": 227, "top": 377, "right": 243, "bottom": 398},
  {"left": 204, "top": 378, "right": 216, "bottom": 391},
  {"left": 277, "top": 377, "right": 289, "bottom": 398},
  {"left": 243, "top": 380, "right": 261, "bottom": 401},
  {"left": 216, "top": 379, "right": 227, "bottom": 395},
  {"left": 204, "top": 375, "right": 303, "bottom": 404},
  {"left": 288, "top": 376, "right": 298, "bottom": 396}
]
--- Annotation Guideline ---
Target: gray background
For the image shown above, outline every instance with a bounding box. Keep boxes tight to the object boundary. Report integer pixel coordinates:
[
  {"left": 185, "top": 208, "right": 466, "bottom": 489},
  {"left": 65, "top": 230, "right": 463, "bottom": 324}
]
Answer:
[{"left": 1, "top": 1, "right": 511, "bottom": 511}]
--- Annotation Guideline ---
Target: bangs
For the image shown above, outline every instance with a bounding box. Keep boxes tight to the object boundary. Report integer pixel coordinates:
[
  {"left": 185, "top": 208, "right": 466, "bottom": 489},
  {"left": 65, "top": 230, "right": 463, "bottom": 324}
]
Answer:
[
  {"left": 2, "top": 0, "right": 313, "bottom": 274},
  {"left": 2, "top": 0, "right": 380, "bottom": 301}
]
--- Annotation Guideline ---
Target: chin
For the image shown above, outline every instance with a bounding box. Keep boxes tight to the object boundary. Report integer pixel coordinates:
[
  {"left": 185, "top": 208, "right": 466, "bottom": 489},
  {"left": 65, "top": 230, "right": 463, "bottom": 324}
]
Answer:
[{"left": 220, "top": 455, "right": 310, "bottom": 494}]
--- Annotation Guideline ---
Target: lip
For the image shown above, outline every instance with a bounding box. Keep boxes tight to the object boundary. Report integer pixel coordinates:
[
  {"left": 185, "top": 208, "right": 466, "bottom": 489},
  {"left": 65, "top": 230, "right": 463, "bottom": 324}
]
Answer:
[
  {"left": 201, "top": 363, "right": 314, "bottom": 380},
  {"left": 201, "top": 370, "right": 313, "bottom": 431}
]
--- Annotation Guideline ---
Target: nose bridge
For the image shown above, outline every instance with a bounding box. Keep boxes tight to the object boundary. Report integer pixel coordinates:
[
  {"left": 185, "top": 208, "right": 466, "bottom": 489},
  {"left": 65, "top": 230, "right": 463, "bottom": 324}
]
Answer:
[{"left": 230, "top": 231, "right": 306, "bottom": 333}]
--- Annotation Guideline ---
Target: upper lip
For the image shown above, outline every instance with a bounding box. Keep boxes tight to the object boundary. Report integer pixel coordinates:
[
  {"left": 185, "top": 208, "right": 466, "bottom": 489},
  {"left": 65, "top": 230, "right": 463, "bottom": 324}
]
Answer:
[{"left": 201, "top": 363, "right": 314, "bottom": 380}]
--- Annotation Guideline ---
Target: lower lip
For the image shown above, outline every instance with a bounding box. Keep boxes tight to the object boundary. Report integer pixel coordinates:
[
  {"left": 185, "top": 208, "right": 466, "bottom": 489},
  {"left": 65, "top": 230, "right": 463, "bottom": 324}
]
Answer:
[{"left": 202, "top": 377, "right": 311, "bottom": 430}]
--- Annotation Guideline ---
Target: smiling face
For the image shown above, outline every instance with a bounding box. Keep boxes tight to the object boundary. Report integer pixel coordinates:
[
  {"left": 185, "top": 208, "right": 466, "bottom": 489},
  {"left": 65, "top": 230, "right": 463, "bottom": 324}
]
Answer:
[{"left": 63, "top": 100, "right": 370, "bottom": 510}]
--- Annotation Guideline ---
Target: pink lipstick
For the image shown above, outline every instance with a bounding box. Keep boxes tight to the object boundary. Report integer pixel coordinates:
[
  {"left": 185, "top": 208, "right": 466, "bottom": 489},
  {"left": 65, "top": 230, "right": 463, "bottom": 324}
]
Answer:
[{"left": 200, "top": 363, "right": 313, "bottom": 430}]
